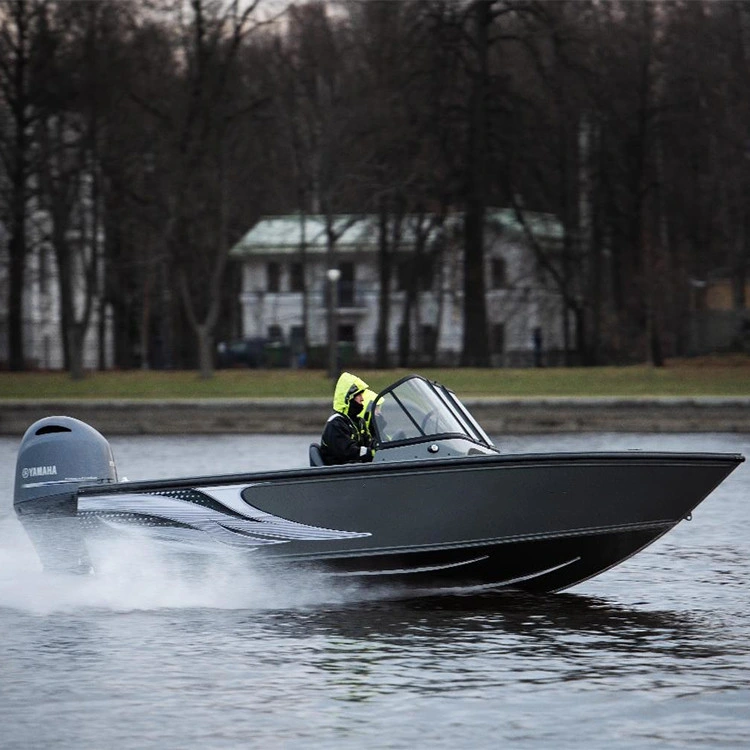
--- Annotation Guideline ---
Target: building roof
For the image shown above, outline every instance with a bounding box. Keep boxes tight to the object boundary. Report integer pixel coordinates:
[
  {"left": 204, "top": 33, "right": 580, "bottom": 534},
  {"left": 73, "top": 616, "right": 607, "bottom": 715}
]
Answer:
[
  {"left": 231, "top": 215, "right": 375, "bottom": 256},
  {"left": 229, "top": 209, "right": 562, "bottom": 258},
  {"left": 487, "top": 208, "right": 563, "bottom": 242}
]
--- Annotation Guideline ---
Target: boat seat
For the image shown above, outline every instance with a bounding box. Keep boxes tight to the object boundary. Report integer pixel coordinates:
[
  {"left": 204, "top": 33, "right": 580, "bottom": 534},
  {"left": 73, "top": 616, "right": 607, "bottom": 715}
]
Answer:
[{"left": 309, "top": 443, "right": 325, "bottom": 467}]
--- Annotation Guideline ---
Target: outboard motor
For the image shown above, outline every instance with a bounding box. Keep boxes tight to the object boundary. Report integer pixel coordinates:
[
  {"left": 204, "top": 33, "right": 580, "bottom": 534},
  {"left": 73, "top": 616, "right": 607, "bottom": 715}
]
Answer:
[{"left": 14, "top": 416, "right": 118, "bottom": 573}]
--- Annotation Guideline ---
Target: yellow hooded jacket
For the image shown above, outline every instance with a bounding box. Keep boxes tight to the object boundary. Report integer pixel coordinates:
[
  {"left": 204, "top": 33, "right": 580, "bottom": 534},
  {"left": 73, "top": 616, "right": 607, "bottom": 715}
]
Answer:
[
  {"left": 332, "top": 372, "right": 370, "bottom": 415},
  {"left": 320, "top": 372, "right": 373, "bottom": 465},
  {"left": 361, "top": 388, "right": 379, "bottom": 441}
]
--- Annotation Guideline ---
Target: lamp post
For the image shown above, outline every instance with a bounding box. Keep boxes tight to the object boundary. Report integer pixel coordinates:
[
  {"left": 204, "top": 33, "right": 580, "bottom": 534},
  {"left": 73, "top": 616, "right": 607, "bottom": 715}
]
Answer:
[{"left": 326, "top": 267, "right": 341, "bottom": 379}]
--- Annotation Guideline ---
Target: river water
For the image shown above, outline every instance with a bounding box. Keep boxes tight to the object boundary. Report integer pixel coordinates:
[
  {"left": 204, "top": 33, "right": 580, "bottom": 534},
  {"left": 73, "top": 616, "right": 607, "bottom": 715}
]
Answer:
[{"left": 1, "top": 432, "right": 749, "bottom": 750}]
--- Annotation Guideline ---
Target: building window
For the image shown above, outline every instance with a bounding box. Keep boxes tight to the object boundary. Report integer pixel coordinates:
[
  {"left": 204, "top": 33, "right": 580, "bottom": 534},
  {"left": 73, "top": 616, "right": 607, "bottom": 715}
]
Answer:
[
  {"left": 421, "top": 324, "right": 437, "bottom": 352},
  {"left": 395, "top": 256, "right": 433, "bottom": 291},
  {"left": 339, "top": 262, "right": 355, "bottom": 306},
  {"left": 290, "top": 262, "right": 304, "bottom": 292},
  {"left": 491, "top": 257, "right": 506, "bottom": 289},
  {"left": 491, "top": 323, "right": 505, "bottom": 353},
  {"left": 692, "top": 285, "right": 707, "bottom": 311},
  {"left": 267, "top": 262, "right": 280, "bottom": 292},
  {"left": 395, "top": 258, "right": 411, "bottom": 291},
  {"left": 39, "top": 246, "right": 52, "bottom": 295},
  {"left": 419, "top": 261, "right": 434, "bottom": 292},
  {"left": 338, "top": 324, "right": 355, "bottom": 343},
  {"left": 290, "top": 325, "right": 306, "bottom": 348},
  {"left": 267, "top": 324, "right": 283, "bottom": 342}
]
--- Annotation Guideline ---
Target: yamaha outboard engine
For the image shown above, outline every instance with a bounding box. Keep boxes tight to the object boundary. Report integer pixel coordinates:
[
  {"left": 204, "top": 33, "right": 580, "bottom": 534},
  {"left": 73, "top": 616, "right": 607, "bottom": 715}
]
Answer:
[{"left": 14, "top": 416, "right": 118, "bottom": 573}]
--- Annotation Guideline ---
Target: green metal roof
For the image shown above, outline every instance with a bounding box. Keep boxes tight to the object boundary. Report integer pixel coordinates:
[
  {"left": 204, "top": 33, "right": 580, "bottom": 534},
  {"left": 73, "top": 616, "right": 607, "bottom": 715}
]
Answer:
[
  {"left": 486, "top": 208, "right": 563, "bottom": 241},
  {"left": 229, "top": 209, "right": 562, "bottom": 257},
  {"left": 230, "top": 215, "right": 376, "bottom": 256}
]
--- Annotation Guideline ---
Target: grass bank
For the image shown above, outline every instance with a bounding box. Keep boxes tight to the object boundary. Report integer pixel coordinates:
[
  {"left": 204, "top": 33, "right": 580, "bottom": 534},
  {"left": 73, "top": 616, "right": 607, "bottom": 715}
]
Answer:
[{"left": 1, "top": 357, "right": 750, "bottom": 399}]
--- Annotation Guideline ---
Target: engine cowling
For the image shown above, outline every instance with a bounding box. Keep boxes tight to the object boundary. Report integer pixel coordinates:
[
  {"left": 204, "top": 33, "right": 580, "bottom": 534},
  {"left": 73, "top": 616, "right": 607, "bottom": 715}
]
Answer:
[{"left": 14, "top": 416, "right": 118, "bottom": 573}]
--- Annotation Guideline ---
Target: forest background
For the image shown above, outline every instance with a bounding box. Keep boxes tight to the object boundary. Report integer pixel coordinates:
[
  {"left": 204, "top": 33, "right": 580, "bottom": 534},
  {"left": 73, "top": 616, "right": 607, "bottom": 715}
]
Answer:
[{"left": 2, "top": 0, "right": 749, "bottom": 380}]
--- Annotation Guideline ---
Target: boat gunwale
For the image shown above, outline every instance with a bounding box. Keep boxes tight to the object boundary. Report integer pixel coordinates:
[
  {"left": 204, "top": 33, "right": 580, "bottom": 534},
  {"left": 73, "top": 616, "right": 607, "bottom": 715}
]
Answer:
[{"left": 76, "top": 449, "right": 745, "bottom": 497}]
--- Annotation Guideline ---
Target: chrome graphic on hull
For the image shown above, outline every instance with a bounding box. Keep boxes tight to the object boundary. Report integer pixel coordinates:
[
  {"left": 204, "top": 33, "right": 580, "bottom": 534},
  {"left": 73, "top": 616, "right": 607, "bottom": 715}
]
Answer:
[
  {"left": 328, "top": 555, "right": 580, "bottom": 586},
  {"left": 79, "top": 484, "right": 371, "bottom": 550},
  {"left": 328, "top": 555, "right": 491, "bottom": 577}
]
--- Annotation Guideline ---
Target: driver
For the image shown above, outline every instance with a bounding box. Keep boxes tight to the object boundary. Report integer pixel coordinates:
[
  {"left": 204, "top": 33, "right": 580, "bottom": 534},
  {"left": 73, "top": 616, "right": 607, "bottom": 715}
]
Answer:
[{"left": 320, "top": 372, "right": 374, "bottom": 465}]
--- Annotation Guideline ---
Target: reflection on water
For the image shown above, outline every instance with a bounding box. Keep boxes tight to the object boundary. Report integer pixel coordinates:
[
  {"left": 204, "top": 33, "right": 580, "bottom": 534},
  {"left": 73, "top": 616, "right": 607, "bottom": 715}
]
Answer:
[
  {"left": 1, "top": 432, "right": 749, "bottom": 750},
  {"left": 251, "top": 590, "right": 719, "bottom": 665}
]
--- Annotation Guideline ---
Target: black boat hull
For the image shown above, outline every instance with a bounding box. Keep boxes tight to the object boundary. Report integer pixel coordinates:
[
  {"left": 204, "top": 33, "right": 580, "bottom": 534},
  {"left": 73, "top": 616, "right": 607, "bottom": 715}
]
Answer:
[
  {"left": 13, "top": 414, "right": 744, "bottom": 593},
  {"left": 67, "top": 451, "right": 741, "bottom": 592}
]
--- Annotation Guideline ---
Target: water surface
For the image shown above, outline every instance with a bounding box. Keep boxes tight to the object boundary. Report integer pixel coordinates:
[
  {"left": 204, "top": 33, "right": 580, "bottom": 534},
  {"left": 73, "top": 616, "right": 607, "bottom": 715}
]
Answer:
[{"left": 1, "top": 433, "right": 748, "bottom": 749}]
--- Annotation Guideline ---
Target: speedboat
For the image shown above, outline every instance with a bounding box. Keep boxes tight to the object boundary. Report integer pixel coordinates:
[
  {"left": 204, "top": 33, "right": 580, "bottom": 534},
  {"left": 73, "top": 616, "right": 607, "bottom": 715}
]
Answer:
[{"left": 13, "top": 374, "right": 744, "bottom": 593}]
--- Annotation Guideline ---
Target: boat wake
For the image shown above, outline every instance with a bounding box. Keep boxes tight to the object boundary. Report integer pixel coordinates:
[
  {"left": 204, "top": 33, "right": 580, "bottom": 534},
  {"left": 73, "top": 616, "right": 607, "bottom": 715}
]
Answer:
[{"left": 0, "top": 518, "right": 375, "bottom": 615}]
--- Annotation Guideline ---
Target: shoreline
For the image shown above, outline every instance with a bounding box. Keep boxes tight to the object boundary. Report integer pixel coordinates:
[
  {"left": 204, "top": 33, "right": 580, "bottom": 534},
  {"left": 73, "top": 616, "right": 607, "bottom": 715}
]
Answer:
[{"left": 2, "top": 397, "right": 750, "bottom": 436}]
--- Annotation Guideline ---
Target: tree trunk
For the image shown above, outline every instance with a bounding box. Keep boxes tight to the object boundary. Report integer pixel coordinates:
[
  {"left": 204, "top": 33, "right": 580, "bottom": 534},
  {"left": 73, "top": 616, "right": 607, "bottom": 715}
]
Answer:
[
  {"left": 461, "top": 0, "right": 491, "bottom": 367},
  {"left": 4, "top": 1, "right": 33, "bottom": 371},
  {"left": 398, "top": 273, "right": 413, "bottom": 367},
  {"left": 430, "top": 236, "right": 446, "bottom": 367},
  {"left": 67, "top": 325, "right": 85, "bottom": 381},
  {"left": 462, "top": 206, "right": 489, "bottom": 366},
  {"left": 7, "top": 215, "right": 27, "bottom": 371},
  {"left": 7, "top": 90, "right": 29, "bottom": 370},
  {"left": 197, "top": 323, "right": 214, "bottom": 380},
  {"left": 140, "top": 266, "right": 152, "bottom": 370},
  {"left": 299, "top": 209, "right": 309, "bottom": 362},
  {"left": 375, "top": 198, "right": 391, "bottom": 368}
]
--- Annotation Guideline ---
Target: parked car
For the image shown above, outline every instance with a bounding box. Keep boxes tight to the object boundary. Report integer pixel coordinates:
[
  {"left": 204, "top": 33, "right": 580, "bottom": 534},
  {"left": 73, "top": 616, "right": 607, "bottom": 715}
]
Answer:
[{"left": 216, "top": 338, "right": 269, "bottom": 368}]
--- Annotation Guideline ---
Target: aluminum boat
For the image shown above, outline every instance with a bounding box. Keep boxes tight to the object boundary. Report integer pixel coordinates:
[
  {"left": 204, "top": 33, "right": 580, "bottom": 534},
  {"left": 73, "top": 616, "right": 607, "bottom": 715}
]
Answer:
[{"left": 13, "top": 374, "right": 744, "bottom": 593}]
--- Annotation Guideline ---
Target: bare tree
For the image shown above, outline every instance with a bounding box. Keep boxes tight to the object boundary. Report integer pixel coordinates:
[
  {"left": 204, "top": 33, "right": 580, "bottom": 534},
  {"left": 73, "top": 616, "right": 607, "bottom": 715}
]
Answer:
[
  {"left": 31, "top": 2, "right": 113, "bottom": 379},
  {"left": 0, "top": 0, "right": 48, "bottom": 370},
  {"left": 130, "top": 0, "right": 267, "bottom": 378},
  {"left": 4, "top": 0, "right": 750, "bottom": 374}
]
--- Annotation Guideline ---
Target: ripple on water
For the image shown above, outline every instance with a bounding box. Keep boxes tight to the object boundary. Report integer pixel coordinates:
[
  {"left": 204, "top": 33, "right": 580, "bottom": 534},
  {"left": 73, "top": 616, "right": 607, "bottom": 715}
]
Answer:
[{"left": 1, "top": 432, "right": 749, "bottom": 750}]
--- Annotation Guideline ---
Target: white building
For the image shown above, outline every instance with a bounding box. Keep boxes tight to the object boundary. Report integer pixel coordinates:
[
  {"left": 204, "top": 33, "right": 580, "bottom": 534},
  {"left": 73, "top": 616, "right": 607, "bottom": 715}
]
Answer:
[
  {"left": 0, "top": 208, "right": 113, "bottom": 371},
  {"left": 228, "top": 209, "right": 566, "bottom": 367}
]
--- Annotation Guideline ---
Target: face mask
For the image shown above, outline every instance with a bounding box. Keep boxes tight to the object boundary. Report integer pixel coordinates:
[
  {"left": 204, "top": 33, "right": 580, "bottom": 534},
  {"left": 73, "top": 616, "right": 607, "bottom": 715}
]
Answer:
[{"left": 348, "top": 399, "right": 363, "bottom": 418}]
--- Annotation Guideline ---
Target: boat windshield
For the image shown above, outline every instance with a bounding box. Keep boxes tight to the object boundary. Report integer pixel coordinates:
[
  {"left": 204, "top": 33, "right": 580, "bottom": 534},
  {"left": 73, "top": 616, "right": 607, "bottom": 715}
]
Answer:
[{"left": 372, "top": 376, "right": 494, "bottom": 448}]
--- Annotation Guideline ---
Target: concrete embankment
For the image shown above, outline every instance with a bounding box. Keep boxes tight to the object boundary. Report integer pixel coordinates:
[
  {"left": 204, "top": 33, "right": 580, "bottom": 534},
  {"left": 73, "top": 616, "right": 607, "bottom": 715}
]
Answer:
[{"left": 1, "top": 397, "right": 749, "bottom": 436}]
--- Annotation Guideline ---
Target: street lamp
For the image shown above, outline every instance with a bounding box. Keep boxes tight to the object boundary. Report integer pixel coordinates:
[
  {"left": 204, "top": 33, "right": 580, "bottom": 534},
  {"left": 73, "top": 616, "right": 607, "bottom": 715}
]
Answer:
[{"left": 326, "top": 267, "right": 341, "bottom": 379}]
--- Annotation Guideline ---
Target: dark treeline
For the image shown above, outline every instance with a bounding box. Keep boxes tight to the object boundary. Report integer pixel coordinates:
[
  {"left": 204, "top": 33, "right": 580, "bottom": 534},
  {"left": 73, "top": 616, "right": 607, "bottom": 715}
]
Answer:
[{"left": 1, "top": 0, "right": 748, "bottom": 376}]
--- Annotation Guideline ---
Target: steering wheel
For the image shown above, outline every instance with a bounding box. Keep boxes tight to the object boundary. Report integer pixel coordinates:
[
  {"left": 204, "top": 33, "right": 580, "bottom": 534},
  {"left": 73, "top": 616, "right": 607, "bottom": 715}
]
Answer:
[{"left": 420, "top": 409, "right": 437, "bottom": 433}]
